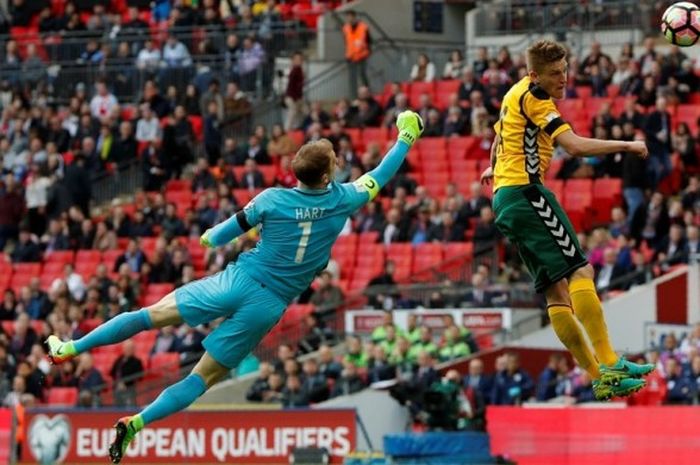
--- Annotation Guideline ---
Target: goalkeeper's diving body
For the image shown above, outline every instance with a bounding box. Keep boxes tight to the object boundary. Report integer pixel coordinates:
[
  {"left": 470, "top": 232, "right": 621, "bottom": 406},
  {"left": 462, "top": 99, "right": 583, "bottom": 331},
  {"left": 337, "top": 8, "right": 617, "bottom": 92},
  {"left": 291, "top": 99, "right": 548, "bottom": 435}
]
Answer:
[
  {"left": 46, "top": 111, "right": 424, "bottom": 464},
  {"left": 480, "top": 39, "right": 654, "bottom": 401}
]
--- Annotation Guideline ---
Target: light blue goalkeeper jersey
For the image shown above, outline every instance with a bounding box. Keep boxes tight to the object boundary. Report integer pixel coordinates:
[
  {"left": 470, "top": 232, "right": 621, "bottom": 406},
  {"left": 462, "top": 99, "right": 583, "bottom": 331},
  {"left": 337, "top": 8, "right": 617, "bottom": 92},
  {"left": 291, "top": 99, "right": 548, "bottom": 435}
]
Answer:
[
  {"left": 237, "top": 181, "right": 369, "bottom": 302},
  {"left": 205, "top": 140, "right": 410, "bottom": 303}
]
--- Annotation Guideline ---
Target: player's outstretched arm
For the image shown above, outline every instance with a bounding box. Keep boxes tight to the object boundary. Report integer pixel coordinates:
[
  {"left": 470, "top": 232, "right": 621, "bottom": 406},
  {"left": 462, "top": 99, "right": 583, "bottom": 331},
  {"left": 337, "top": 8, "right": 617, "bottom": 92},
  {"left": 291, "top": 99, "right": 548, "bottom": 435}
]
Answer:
[
  {"left": 200, "top": 211, "right": 249, "bottom": 248},
  {"left": 364, "top": 111, "right": 424, "bottom": 191},
  {"left": 556, "top": 129, "right": 648, "bottom": 159}
]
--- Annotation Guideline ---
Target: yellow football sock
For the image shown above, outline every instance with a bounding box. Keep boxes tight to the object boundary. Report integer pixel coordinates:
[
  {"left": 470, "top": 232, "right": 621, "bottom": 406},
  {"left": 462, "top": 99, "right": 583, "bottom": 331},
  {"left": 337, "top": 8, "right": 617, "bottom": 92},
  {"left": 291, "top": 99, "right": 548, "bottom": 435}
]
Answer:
[
  {"left": 569, "top": 278, "right": 618, "bottom": 366},
  {"left": 548, "top": 304, "right": 600, "bottom": 379}
]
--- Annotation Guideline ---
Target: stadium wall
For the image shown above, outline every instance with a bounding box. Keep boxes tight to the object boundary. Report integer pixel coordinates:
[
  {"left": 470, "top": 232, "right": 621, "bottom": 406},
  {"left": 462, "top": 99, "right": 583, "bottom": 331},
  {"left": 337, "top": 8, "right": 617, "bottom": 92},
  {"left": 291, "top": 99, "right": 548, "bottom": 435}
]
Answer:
[
  {"left": 488, "top": 405, "right": 700, "bottom": 465},
  {"left": 319, "top": 389, "right": 410, "bottom": 453},
  {"left": 513, "top": 264, "right": 700, "bottom": 353}
]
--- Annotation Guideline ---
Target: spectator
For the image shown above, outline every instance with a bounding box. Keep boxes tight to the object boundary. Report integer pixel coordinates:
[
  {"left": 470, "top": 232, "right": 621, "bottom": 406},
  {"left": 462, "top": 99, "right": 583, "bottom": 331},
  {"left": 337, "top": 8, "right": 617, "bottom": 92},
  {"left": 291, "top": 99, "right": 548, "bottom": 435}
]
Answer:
[
  {"left": 151, "top": 326, "right": 179, "bottom": 354},
  {"left": 665, "top": 357, "right": 695, "bottom": 405},
  {"left": 136, "top": 39, "right": 161, "bottom": 72},
  {"left": 427, "top": 212, "right": 465, "bottom": 243},
  {"left": 239, "top": 36, "right": 266, "bottom": 93},
  {"left": 656, "top": 223, "right": 689, "bottom": 266},
  {"left": 331, "top": 360, "right": 366, "bottom": 398},
  {"left": 644, "top": 97, "right": 673, "bottom": 188},
  {"left": 631, "top": 192, "right": 670, "bottom": 249},
  {"left": 52, "top": 263, "right": 86, "bottom": 302},
  {"left": 443, "top": 50, "right": 465, "bottom": 80},
  {"left": 366, "top": 260, "right": 399, "bottom": 310},
  {"left": 2, "top": 376, "right": 26, "bottom": 407},
  {"left": 142, "top": 142, "right": 168, "bottom": 191},
  {"left": 89, "top": 79, "right": 118, "bottom": 122},
  {"left": 536, "top": 353, "right": 569, "bottom": 401},
  {"left": 237, "top": 135, "right": 270, "bottom": 166},
  {"left": 301, "top": 358, "right": 329, "bottom": 403},
  {"left": 233, "top": 159, "right": 260, "bottom": 190},
  {"left": 114, "top": 239, "right": 146, "bottom": 273},
  {"left": 318, "top": 344, "right": 343, "bottom": 380},
  {"left": 110, "top": 340, "right": 144, "bottom": 407},
  {"left": 298, "top": 313, "right": 336, "bottom": 355},
  {"left": 368, "top": 345, "right": 395, "bottom": 384},
  {"left": 75, "top": 353, "right": 104, "bottom": 402},
  {"left": 162, "top": 34, "right": 192, "bottom": 68},
  {"left": 203, "top": 101, "right": 222, "bottom": 164},
  {"left": 222, "top": 82, "right": 252, "bottom": 135},
  {"left": 284, "top": 51, "right": 305, "bottom": 131},
  {"left": 310, "top": 271, "right": 344, "bottom": 310},
  {"left": 439, "top": 326, "right": 470, "bottom": 362},
  {"left": 12, "top": 229, "right": 41, "bottom": 263},
  {"left": 491, "top": 353, "right": 534, "bottom": 405},
  {"left": 409, "top": 53, "right": 436, "bottom": 83},
  {"left": 595, "top": 247, "right": 627, "bottom": 290},
  {"left": 281, "top": 375, "right": 309, "bottom": 408},
  {"left": 136, "top": 104, "right": 162, "bottom": 145},
  {"left": 463, "top": 358, "right": 492, "bottom": 405},
  {"left": 472, "top": 47, "right": 489, "bottom": 77},
  {"left": 344, "top": 336, "right": 369, "bottom": 368},
  {"left": 246, "top": 362, "right": 274, "bottom": 402},
  {"left": 673, "top": 122, "right": 697, "bottom": 170},
  {"left": 111, "top": 121, "right": 138, "bottom": 168},
  {"left": 572, "top": 372, "right": 596, "bottom": 403},
  {"left": 10, "top": 313, "right": 37, "bottom": 360}
]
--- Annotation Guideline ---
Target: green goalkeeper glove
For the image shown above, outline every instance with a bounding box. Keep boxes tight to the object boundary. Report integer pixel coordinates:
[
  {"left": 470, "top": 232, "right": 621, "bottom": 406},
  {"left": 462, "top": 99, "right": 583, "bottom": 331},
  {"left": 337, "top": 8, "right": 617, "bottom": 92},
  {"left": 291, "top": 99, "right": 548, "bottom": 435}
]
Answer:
[
  {"left": 396, "top": 111, "right": 424, "bottom": 146},
  {"left": 200, "top": 229, "right": 215, "bottom": 248}
]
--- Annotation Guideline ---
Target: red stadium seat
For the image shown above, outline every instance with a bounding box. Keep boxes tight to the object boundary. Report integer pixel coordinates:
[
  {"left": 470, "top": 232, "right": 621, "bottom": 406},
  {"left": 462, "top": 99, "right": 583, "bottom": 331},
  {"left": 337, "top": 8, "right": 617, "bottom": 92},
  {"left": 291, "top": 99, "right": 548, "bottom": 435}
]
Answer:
[
  {"left": 361, "top": 127, "right": 388, "bottom": 147},
  {"left": 258, "top": 165, "right": 277, "bottom": 186},
  {"left": 592, "top": 178, "right": 623, "bottom": 224},
  {"left": 408, "top": 81, "right": 436, "bottom": 108},
  {"left": 150, "top": 352, "right": 179, "bottom": 371},
  {"left": 47, "top": 387, "right": 78, "bottom": 407},
  {"left": 76, "top": 250, "right": 101, "bottom": 263},
  {"left": 434, "top": 79, "right": 460, "bottom": 109},
  {"left": 44, "top": 250, "right": 75, "bottom": 264}
]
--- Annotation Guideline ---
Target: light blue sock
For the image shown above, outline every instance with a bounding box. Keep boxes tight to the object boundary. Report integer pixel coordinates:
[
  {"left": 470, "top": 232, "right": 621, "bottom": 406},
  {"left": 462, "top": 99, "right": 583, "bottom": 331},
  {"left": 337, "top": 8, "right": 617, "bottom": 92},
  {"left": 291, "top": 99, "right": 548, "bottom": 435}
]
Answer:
[
  {"left": 74, "top": 309, "right": 153, "bottom": 353},
  {"left": 140, "top": 374, "right": 207, "bottom": 425}
]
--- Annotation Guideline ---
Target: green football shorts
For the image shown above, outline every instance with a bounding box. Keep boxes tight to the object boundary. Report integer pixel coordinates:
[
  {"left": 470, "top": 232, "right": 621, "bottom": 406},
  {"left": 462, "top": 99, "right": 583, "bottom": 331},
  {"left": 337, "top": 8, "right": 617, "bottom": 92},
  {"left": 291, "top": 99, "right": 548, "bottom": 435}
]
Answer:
[{"left": 493, "top": 184, "right": 588, "bottom": 293}]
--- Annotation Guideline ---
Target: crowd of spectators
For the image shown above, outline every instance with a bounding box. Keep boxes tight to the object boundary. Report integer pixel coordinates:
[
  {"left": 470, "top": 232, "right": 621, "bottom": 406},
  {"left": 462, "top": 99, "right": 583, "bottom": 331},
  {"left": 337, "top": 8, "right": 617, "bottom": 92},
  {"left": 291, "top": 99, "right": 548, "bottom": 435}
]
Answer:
[
  {"left": 246, "top": 311, "right": 481, "bottom": 413},
  {"left": 0, "top": 0, "right": 696, "bottom": 413}
]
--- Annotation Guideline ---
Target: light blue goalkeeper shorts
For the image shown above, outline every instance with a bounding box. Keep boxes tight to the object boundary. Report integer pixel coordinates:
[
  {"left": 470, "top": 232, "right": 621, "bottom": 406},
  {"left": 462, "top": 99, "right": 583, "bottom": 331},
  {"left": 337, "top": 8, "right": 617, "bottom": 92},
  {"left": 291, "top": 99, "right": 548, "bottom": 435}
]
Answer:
[{"left": 175, "top": 263, "right": 286, "bottom": 369}]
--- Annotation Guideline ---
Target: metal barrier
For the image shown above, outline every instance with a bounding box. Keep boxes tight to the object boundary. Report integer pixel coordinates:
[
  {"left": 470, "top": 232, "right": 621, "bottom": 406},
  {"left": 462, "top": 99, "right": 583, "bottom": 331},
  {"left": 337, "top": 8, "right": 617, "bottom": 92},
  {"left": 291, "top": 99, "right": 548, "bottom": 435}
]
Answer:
[
  {"left": 472, "top": 0, "right": 661, "bottom": 36},
  {"left": 5, "top": 22, "right": 314, "bottom": 103}
]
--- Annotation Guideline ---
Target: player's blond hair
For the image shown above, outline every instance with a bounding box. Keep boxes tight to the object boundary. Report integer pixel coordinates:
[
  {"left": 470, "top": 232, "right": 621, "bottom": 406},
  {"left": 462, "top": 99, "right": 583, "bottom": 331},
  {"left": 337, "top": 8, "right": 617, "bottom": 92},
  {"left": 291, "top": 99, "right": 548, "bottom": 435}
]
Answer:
[
  {"left": 292, "top": 139, "right": 334, "bottom": 187},
  {"left": 527, "top": 40, "right": 567, "bottom": 73}
]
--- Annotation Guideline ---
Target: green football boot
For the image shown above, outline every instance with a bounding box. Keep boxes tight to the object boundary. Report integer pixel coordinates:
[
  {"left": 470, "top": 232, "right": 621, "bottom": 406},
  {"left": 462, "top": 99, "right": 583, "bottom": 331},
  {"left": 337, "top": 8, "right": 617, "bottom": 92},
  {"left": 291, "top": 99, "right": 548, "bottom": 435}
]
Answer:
[
  {"left": 593, "top": 377, "right": 646, "bottom": 401},
  {"left": 599, "top": 356, "right": 655, "bottom": 385},
  {"left": 109, "top": 415, "right": 144, "bottom": 464}
]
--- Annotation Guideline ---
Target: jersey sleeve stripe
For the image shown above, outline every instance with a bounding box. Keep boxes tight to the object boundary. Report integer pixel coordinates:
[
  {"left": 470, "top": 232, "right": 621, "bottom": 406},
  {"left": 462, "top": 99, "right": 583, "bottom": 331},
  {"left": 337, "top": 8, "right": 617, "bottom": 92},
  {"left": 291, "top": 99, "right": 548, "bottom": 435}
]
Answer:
[
  {"left": 236, "top": 210, "right": 253, "bottom": 232},
  {"left": 544, "top": 117, "right": 566, "bottom": 136}
]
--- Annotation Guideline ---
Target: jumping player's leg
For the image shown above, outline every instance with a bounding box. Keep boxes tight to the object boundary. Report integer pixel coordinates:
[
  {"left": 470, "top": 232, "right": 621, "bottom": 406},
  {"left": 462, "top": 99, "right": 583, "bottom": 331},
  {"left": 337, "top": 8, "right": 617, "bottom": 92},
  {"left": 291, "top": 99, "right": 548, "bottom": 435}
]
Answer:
[
  {"left": 544, "top": 278, "right": 600, "bottom": 379},
  {"left": 109, "top": 352, "right": 228, "bottom": 464},
  {"left": 568, "top": 265, "right": 617, "bottom": 365},
  {"left": 108, "top": 268, "right": 285, "bottom": 463},
  {"left": 569, "top": 265, "right": 654, "bottom": 377},
  {"left": 47, "top": 293, "right": 182, "bottom": 364}
]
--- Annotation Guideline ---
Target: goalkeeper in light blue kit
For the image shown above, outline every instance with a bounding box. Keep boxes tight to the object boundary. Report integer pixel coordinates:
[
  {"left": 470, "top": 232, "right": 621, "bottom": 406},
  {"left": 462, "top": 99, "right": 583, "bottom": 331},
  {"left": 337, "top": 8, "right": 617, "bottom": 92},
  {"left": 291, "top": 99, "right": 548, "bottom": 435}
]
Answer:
[{"left": 46, "top": 111, "right": 424, "bottom": 464}]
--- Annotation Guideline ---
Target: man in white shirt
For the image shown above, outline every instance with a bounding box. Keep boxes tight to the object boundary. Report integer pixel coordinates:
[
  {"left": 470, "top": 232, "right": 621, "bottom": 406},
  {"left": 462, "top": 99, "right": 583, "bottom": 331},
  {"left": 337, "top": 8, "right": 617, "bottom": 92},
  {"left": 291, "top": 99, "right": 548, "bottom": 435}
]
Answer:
[
  {"left": 90, "top": 79, "right": 119, "bottom": 121},
  {"left": 162, "top": 35, "right": 192, "bottom": 68},
  {"left": 136, "top": 40, "right": 162, "bottom": 71},
  {"left": 52, "top": 263, "right": 87, "bottom": 302},
  {"left": 136, "top": 104, "right": 161, "bottom": 143}
]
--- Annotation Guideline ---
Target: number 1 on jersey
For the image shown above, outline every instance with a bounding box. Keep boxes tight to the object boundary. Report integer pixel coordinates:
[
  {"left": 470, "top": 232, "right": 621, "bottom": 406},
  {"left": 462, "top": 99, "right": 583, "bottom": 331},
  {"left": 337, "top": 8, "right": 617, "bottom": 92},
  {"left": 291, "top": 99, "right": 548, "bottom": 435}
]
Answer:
[{"left": 295, "top": 221, "right": 313, "bottom": 263}]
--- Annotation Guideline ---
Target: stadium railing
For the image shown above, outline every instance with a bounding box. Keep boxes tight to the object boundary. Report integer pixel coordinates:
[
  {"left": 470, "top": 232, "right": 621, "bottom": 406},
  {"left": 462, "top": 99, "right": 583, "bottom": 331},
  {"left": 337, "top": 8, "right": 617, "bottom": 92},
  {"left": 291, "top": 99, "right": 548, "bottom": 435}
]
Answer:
[{"left": 471, "top": 0, "right": 667, "bottom": 36}]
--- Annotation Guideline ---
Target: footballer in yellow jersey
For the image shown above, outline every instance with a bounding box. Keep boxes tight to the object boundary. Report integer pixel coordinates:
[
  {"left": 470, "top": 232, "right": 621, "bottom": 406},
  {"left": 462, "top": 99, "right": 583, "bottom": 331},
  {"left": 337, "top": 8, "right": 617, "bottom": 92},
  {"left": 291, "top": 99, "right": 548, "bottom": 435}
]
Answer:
[{"left": 480, "top": 40, "right": 652, "bottom": 401}]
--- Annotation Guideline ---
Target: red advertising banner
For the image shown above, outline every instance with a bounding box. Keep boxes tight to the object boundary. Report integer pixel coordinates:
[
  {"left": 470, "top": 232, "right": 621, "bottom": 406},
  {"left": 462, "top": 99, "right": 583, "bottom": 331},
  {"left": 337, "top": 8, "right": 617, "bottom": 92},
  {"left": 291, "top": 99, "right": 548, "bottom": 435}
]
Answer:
[
  {"left": 488, "top": 406, "right": 700, "bottom": 465},
  {"left": 21, "top": 409, "right": 355, "bottom": 464},
  {"left": 0, "top": 408, "right": 11, "bottom": 465},
  {"left": 461, "top": 312, "right": 503, "bottom": 334}
]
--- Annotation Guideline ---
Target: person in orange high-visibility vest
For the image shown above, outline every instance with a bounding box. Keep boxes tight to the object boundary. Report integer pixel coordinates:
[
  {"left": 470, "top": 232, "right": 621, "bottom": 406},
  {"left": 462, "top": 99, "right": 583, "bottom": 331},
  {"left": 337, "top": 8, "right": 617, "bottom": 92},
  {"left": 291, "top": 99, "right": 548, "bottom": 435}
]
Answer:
[{"left": 342, "top": 10, "right": 371, "bottom": 98}]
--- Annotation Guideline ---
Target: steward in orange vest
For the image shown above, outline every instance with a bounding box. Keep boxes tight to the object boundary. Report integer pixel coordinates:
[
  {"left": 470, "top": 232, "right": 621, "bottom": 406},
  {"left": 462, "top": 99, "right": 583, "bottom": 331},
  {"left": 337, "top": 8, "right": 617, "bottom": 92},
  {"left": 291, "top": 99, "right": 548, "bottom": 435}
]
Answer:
[{"left": 342, "top": 11, "right": 371, "bottom": 63}]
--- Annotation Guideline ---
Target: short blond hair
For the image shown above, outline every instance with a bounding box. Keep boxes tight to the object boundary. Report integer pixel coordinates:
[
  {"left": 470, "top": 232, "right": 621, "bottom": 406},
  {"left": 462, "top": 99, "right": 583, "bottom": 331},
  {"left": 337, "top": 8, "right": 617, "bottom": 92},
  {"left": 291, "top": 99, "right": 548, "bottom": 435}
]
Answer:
[
  {"left": 292, "top": 139, "right": 333, "bottom": 186},
  {"left": 527, "top": 40, "right": 567, "bottom": 73}
]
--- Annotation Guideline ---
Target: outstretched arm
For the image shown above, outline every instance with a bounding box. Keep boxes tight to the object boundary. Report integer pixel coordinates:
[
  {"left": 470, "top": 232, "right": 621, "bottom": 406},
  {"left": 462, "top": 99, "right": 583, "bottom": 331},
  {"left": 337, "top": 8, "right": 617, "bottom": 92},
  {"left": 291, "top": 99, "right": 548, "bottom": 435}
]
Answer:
[
  {"left": 354, "top": 111, "right": 424, "bottom": 200},
  {"left": 556, "top": 129, "right": 648, "bottom": 158},
  {"left": 200, "top": 211, "right": 251, "bottom": 248}
]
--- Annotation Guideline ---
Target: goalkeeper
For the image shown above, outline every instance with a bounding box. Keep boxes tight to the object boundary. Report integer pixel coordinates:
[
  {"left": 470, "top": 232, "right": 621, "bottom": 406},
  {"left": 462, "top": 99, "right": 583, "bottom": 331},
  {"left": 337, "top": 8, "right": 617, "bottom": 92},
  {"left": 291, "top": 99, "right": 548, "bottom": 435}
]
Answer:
[{"left": 46, "top": 111, "right": 424, "bottom": 464}]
